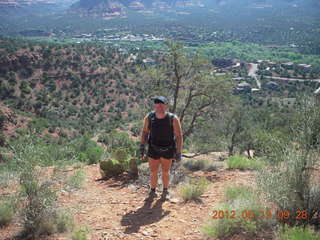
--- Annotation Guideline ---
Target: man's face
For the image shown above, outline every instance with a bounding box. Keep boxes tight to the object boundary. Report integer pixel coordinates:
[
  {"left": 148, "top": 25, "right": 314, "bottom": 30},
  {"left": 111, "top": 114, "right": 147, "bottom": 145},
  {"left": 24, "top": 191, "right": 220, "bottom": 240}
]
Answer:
[{"left": 154, "top": 101, "right": 168, "bottom": 113}]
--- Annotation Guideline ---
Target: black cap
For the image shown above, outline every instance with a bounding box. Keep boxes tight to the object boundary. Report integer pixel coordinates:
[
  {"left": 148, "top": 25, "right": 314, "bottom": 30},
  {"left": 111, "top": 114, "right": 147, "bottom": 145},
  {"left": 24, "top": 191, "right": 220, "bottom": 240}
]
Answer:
[{"left": 152, "top": 96, "right": 169, "bottom": 104}]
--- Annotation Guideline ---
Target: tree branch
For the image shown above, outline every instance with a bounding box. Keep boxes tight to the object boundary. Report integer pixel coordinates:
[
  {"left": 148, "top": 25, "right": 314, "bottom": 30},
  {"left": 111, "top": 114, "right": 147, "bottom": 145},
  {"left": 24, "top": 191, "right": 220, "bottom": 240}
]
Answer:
[
  {"left": 172, "top": 51, "right": 181, "bottom": 113},
  {"left": 179, "top": 87, "right": 194, "bottom": 123},
  {"left": 182, "top": 150, "right": 212, "bottom": 158},
  {"left": 183, "top": 99, "right": 216, "bottom": 139}
]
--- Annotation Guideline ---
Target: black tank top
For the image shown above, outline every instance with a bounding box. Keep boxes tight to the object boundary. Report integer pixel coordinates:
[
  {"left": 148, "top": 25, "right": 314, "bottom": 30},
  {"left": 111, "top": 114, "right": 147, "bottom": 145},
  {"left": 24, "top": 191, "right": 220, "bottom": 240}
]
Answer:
[{"left": 149, "top": 112, "right": 175, "bottom": 147}]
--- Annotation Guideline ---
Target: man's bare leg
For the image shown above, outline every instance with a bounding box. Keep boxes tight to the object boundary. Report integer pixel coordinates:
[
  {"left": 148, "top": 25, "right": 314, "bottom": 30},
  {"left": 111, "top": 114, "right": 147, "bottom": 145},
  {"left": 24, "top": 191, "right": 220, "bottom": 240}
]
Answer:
[
  {"left": 148, "top": 158, "right": 160, "bottom": 189},
  {"left": 160, "top": 157, "right": 172, "bottom": 191}
]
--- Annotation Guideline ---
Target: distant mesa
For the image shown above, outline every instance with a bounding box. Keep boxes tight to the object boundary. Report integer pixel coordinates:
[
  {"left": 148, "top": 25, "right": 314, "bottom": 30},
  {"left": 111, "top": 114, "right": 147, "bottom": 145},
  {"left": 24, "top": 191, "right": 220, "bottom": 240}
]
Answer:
[
  {"left": 69, "top": 0, "right": 127, "bottom": 19},
  {"left": 0, "top": 0, "right": 56, "bottom": 8},
  {"left": 0, "top": 0, "right": 19, "bottom": 7},
  {"left": 0, "top": 0, "right": 61, "bottom": 9},
  {"left": 68, "top": 0, "right": 206, "bottom": 18}
]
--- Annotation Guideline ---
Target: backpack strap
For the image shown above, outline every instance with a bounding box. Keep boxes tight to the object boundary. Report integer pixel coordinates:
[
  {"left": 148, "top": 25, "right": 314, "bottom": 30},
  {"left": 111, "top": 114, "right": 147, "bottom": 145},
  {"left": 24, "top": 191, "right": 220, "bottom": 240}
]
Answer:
[
  {"left": 147, "top": 111, "right": 156, "bottom": 131},
  {"left": 148, "top": 111, "right": 175, "bottom": 130},
  {"left": 167, "top": 112, "right": 175, "bottom": 132}
]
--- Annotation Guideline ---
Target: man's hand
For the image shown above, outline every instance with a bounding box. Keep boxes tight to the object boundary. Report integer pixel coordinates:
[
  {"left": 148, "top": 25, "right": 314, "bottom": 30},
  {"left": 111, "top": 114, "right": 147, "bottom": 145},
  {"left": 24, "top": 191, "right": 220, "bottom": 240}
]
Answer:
[
  {"left": 171, "top": 153, "right": 182, "bottom": 170},
  {"left": 175, "top": 152, "right": 182, "bottom": 163},
  {"left": 139, "top": 144, "right": 145, "bottom": 159}
]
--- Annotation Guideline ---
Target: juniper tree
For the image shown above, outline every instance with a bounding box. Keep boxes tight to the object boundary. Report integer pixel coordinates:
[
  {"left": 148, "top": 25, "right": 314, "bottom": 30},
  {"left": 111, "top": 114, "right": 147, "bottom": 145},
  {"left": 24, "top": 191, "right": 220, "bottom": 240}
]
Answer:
[{"left": 136, "top": 41, "right": 234, "bottom": 154}]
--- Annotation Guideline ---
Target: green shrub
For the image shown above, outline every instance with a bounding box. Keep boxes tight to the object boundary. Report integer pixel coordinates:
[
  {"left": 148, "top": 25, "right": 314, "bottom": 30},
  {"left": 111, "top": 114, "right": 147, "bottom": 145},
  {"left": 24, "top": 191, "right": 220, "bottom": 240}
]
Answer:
[
  {"left": 252, "top": 130, "right": 289, "bottom": 161},
  {"left": 72, "top": 227, "right": 89, "bottom": 240},
  {"left": 28, "top": 118, "right": 50, "bottom": 133},
  {"left": 75, "top": 136, "right": 103, "bottom": 164},
  {"left": 227, "top": 155, "right": 264, "bottom": 170},
  {"left": 55, "top": 212, "right": 74, "bottom": 233},
  {"left": 202, "top": 207, "right": 258, "bottom": 238},
  {"left": 130, "top": 121, "right": 142, "bottom": 137},
  {"left": 19, "top": 166, "right": 58, "bottom": 239},
  {"left": 257, "top": 148, "right": 320, "bottom": 225},
  {"left": 202, "top": 186, "right": 276, "bottom": 239},
  {"left": 0, "top": 170, "right": 17, "bottom": 188},
  {"left": 21, "top": 87, "right": 32, "bottom": 95},
  {"left": 67, "top": 169, "right": 86, "bottom": 190},
  {"left": 257, "top": 97, "right": 320, "bottom": 225},
  {"left": 183, "top": 159, "right": 217, "bottom": 172},
  {"left": 180, "top": 177, "right": 210, "bottom": 202},
  {"left": 257, "top": 98, "right": 320, "bottom": 226},
  {"left": 9, "top": 134, "right": 80, "bottom": 168},
  {"left": 278, "top": 225, "right": 320, "bottom": 240},
  {"left": 224, "top": 186, "right": 253, "bottom": 201},
  {"left": 97, "top": 130, "right": 138, "bottom": 157},
  {"left": 0, "top": 199, "right": 15, "bottom": 226},
  {"left": 59, "top": 130, "right": 68, "bottom": 138},
  {"left": 85, "top": 146, "right": 103, "bottom": 164}
]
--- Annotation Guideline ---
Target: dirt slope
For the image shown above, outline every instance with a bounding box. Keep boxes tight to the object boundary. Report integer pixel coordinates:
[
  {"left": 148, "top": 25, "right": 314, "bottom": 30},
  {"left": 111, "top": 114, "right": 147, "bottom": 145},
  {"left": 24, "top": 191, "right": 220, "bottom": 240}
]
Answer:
[{"left": 1, "top": 159, "right": 258, "bottom": 240}]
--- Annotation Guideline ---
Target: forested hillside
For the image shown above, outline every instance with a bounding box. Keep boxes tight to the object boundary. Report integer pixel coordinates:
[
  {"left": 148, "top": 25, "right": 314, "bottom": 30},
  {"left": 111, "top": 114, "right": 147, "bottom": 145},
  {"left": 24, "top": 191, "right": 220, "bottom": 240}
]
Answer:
[{"left": 0, "top": 38, "right": 150, "bottom": 134}]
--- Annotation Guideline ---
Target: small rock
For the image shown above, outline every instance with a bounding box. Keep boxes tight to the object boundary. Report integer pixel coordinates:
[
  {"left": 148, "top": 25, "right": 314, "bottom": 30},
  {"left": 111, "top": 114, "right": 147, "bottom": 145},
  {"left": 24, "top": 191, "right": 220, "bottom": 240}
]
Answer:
[
  {"left": 128, "top": 184, "right": 137, "bottom": 191},
  {"left": 95, "top": 227, "right": 104, "bottom": 230},
  {"left": 169, "top": 198, "right": 180, "bottom": 203}
]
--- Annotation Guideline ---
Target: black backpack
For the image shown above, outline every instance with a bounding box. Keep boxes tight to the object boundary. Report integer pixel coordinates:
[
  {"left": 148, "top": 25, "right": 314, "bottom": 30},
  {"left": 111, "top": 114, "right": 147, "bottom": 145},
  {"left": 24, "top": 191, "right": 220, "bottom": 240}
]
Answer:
[
  {"left": 147, "top": 111, "right": 176, "bottom": 153},
  {"left": 147, "top": 111, "right": 175, "bottom": 133}
]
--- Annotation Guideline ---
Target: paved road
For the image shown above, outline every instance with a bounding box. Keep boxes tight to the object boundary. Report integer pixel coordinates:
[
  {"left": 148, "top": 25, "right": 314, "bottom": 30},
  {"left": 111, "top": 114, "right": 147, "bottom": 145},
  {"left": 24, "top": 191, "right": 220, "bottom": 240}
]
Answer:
[{"left": 264, "top": 76, "right": 320, "bottom": 83}]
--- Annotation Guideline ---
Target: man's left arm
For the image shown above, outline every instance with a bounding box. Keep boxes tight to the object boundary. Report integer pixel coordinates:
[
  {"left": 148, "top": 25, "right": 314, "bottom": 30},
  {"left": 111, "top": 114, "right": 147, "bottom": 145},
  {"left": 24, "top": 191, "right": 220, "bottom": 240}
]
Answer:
[{"left": 173, "top": 116, "right": 183, "bottom": 158}]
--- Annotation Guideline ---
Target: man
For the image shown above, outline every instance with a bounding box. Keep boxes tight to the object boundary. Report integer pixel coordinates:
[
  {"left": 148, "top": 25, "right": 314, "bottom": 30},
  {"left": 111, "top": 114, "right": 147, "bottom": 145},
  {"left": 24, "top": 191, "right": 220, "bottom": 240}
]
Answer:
[{"left": 140, "top": 96, "right": 183, "bottom": 201}]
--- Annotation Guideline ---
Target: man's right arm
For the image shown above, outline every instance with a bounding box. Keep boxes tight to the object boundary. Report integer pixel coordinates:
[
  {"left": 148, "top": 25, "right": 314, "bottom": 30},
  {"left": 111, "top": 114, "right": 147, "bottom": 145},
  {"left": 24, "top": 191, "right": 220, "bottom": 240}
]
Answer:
[
  {"left": 139, "top": 116, "right": 149, "bottom": 159},
  {"left": 140, "top": 116, "right": 149, "bottom": 145}
]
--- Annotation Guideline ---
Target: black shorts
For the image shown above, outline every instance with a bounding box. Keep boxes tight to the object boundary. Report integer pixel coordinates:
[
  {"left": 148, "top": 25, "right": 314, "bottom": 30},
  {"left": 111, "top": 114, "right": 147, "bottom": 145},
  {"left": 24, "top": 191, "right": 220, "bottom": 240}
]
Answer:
[{"left": 147, "top": 143, "right": 176, "bottom": 159}]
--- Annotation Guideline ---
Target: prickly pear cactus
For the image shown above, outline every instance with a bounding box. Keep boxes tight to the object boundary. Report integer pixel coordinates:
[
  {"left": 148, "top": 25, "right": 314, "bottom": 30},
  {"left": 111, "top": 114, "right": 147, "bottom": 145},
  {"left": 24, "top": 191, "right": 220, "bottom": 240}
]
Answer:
[
  {"left": 100, "top": 159, "right": 124, "bottom": 177},
  {"left": 100, "top": 159, "right": 113, "bottom": 171},
  {"left": 112, "top": 148, "right": 128, "bottom": 163}
]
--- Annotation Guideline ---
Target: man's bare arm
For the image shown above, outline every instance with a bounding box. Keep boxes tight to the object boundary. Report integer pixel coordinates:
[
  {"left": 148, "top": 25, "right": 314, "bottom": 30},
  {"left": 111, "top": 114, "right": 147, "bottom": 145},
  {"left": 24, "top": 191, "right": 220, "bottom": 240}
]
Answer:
[
  {"left": 140, "top": 116, "right": 150, "bottom": 145},
  {"left": 173, "top": 116, "right": 183, "bottom": 154}
]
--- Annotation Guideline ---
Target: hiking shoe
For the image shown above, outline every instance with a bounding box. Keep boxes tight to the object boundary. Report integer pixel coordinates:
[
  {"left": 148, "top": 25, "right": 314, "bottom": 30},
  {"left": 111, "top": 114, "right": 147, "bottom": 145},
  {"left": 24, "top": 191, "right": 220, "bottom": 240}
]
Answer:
[
  {"left": 144, "top": 189, "right": 157, "bottom": 201},
  {"left": 161, "top": 189, "right": 171, "bottom": 201}
]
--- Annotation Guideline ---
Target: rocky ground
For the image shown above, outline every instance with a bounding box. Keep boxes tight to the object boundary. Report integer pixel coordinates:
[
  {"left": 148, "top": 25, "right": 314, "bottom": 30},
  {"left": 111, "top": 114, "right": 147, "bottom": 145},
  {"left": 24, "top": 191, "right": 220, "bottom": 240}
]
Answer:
[{"left": 1, "top": 154, "right": 263, "bottom": 240}]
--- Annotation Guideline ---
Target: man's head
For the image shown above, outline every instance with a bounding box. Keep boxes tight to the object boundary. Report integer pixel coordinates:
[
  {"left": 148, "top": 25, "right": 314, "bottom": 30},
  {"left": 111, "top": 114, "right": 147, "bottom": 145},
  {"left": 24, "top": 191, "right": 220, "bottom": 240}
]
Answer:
[{"left": 152, "top": 96, "right": 169, "bottom": 113}]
